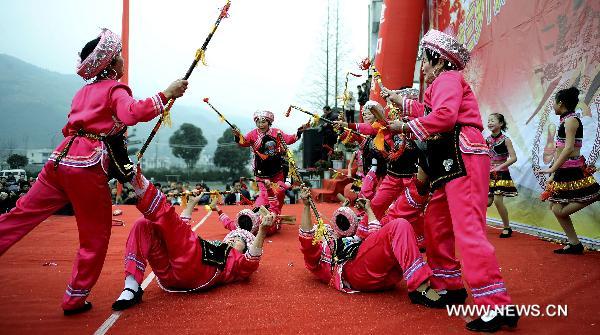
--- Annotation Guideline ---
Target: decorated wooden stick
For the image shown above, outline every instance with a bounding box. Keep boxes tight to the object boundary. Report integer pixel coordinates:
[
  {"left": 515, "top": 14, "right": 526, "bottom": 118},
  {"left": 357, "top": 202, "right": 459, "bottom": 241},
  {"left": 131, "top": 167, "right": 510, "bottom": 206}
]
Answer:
[
  {"left": 285, "top": 105, "right": 368, "bottom": 139},
  {"left": 277, "top": 132, "right": 328, "bottom": 245},
  {"left": 371, "top": 67, "right": 400, "bottom": 121},
  {"left": 329, "top": 168, "right": 359, "bottom": 181},
  {"left": 137, "top": 0, "right": 232, "bottom": 163},
  {"left": 203, "top": 97, "right": 237, "bottom": 129}
]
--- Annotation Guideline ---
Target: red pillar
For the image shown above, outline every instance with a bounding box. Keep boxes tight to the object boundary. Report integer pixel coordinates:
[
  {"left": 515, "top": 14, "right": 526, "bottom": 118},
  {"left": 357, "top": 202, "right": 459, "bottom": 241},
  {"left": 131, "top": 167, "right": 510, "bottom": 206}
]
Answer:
[
  {"left": 369, "top": 0, "right": 425, "bottom": 105},
  {"left": 121, "top": 0, "right": 129, "bottom": 86},
  {"left": 117, "top": 0, "right": 130, "bottom": 201}
]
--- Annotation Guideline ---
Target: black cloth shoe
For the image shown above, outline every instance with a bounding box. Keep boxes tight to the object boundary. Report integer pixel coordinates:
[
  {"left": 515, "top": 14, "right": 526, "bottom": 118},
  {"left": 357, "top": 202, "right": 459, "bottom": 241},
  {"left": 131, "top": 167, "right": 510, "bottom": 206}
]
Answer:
[
  {"left": 408, "top": 287, "right": 447, "bottom": 309},
  {"left": 112, "top": 287, "right": 144, "bottom": 311},
  {"left": 553, "top": 242, "right": 584, "bottom": 254},
  {"left": 499, "top": 228, "right": 512, "bottom": 238},
  {"left": 63, "top": 301, "right": 92, "bottom": 316},
  {"left": 466, "top": 307, "right": 519, "bottom": 332},
  {"left": 444, "top": 288, "right": 468, "bottom": 305}
]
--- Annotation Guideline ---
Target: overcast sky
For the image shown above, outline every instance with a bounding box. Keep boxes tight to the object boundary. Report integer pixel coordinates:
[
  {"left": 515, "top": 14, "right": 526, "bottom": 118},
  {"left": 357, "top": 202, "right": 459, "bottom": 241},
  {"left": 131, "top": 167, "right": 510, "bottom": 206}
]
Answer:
[{"left": 0, "top": 0, "right": 369, "bottom": 131}]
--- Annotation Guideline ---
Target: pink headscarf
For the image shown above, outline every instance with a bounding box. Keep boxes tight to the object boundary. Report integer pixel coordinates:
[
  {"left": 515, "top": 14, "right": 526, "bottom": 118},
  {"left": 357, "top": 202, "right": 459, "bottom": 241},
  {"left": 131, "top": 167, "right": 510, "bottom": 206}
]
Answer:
[{"left": 76, "top": 28, "right": 122, "bottom": 80}]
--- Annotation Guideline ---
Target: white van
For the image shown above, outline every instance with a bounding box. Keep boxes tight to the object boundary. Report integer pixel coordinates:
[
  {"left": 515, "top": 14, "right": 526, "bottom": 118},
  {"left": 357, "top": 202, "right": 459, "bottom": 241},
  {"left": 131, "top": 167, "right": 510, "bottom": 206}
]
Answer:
[{"left": 0, "top": 169, "right": 27, "bottom": 181}]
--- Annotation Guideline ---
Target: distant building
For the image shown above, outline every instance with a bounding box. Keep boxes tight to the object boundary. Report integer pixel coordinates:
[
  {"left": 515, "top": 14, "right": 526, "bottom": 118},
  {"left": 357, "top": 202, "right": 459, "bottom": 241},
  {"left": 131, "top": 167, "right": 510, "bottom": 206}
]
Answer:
[
  {"left": 368, "top": 0, "right": 384, "bottom": 60},
  {"left": 26, "top": 149, "right": 52, "bottom": 165}
]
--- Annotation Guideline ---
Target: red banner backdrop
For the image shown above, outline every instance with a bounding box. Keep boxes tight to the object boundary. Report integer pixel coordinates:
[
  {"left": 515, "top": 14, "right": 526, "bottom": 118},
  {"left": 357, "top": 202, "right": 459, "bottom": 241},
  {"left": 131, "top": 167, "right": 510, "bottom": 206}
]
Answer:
[
  {"left": 431, "top": 0, "right": 600, "bottom": 238},
  {"left": 369, "top": 0, "right": 425, "bottom": 106}
]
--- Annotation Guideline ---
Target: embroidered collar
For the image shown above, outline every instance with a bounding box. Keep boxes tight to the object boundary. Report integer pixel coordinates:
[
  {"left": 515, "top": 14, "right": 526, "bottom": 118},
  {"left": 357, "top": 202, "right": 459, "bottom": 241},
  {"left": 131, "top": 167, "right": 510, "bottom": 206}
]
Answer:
[{"left": 559, "top": 111, "right": 577, "bottom": 123}]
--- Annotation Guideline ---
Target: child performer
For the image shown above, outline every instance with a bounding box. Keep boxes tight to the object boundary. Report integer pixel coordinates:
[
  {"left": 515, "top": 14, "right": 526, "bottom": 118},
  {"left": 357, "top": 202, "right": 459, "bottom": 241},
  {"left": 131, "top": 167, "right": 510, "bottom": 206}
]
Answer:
[
  {"left": 112, "top": 173, "right": 274, "bottom": 311},
  {"left": 297, "top": 188, "right": 447, "bottom": 308},
  {"left": 538, "top": 87, "right": 600, "bottom": 254},
  {"left": 232, "top": 111, "right": 302, "bottom": 209},
  {"left": 486, "top": 113, "right": 518, "bottom": 238},
  {"left": 383, "top": 29, "right": 518, "bottom": 332},
  {"left": 0, "top": 29, "right": 188, "bottom": 315}
]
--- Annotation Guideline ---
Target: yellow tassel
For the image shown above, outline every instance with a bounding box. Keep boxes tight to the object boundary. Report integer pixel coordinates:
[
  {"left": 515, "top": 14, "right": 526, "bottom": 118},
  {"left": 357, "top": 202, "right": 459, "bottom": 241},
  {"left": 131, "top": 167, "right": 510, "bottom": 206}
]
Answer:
[
  {"left": 312, "top": 218, "right": 326, "bottom": 245},
  {"left": 374, "top": 131, "right": 385, "bottom": 151},
  {"left": 199, "top": 49, "right": 208, "bottom": 66},
  {"left": 162, "top": 110, "right": 172, "bottom": 128},
  {"left": 181, "top": 194, "right": 188, "bottom": 208},
  {"left": 332, "top": 171, "right": 339, "bottom": 179},
  {"left": 219, "top": 116, "right": 225, "bottom": 123},
  {"left": 313, "top": 114, "right": 320, "bottom": 125}
]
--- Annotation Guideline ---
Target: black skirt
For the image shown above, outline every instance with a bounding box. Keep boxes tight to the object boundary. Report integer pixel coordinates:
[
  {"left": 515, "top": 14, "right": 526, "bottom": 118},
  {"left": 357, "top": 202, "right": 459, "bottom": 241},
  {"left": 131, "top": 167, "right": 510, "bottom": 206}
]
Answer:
[
  {"left": 489, "top": 170, "right": 518, "bottom": 197},
  {"left": 548, "top": 167, "right": 600, "bottom": 203}
]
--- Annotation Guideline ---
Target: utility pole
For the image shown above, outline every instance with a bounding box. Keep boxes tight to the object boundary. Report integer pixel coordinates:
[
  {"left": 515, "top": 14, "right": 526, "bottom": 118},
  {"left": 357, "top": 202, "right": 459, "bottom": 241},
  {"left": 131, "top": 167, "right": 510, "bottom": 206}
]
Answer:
[
  {"left": 334, "top": 0, "right": 339, "bottom": 109},
  {"left": 325, "top": 0, "right": 330, "bottom": 107},
  {"left": 155, "top": 134, "right": 159, "bottom": 169}
]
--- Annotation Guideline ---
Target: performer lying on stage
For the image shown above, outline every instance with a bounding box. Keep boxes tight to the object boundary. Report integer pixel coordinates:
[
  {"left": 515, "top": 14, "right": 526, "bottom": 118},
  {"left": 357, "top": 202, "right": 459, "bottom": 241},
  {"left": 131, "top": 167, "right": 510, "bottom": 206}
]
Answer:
[
  {"left": 297, "top": 188, "right": 449, "bottom": 309},
  {"left": 211, "top": 184, "right": 282, "bottom": 236},
  {"left": 112, "top": 173, "right": 273, "bottom": 311}
]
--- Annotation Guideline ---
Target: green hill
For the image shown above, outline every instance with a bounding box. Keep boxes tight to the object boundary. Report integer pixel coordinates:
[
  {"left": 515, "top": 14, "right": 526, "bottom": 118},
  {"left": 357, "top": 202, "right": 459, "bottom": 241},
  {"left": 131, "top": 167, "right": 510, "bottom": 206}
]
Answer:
[{"left": 0, "top": 53, "right": 253, "bottom": 168}]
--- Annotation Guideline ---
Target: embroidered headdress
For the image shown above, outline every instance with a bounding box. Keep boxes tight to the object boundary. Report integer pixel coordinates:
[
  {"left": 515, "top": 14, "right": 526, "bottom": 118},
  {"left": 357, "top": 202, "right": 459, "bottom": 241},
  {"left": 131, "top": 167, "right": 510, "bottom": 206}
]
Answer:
[
  {"left": 77, "top": 28, "right": 122, "bottom": 80},
  {"left": 236, "top": 209, "right": 261, "bottom": 235},
  {"left": 223, "top": 228, "right": 256, "bottom": 249},
  {"left": 331, "top": 207, "right": 359, "bottom": 237},
  {"left": 253, "top": 110, "right": 275, "bottom": 123},
  {"left": 421, "top": 29, "right": 470, "bottom": 70}
]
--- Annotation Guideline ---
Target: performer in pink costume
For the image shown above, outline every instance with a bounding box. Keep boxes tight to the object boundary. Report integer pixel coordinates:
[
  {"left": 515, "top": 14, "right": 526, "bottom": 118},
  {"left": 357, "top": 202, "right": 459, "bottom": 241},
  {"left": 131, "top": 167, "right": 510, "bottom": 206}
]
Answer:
[
  {"left": 0, "top": 29, "right": 188, "bottom": 315},
  {"left": 384, "top": 29, "right": 518, "bottom": 332},
  {"left": 297, "top": 188, "right": 446, "bottom": 308},
  {"left": 233, "top": 111, "right": 301, "bottom": 209},
  {"left": 111, "top": 173, "right": 272, "bottom": 311},
  {"left": 336, "top": 101, "right": 426, "bottom": 242}
]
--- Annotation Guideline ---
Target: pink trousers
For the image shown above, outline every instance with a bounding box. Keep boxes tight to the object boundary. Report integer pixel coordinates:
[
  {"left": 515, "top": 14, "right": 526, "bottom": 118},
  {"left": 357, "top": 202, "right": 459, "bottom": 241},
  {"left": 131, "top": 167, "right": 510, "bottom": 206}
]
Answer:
[
  {"left": 425, "top": 153, "right": 512, "bottom": 307},
  {"left": 254, "top": 171, "right": 284, "bottom": 209},
  {"left": 343, "top": 218, "right": 432, "bottom": 292},
  {"left": 0, "top": 162, "right": 111, "bottom": 310},
  {"left": 124, "top": 216, "right": 213, "bottom": 289},
  {"left": 381, "top": 182, "right": 426, "bottom": 248},
  {"left": 358, "top": 170, "right": 381, "bottom": 200},
  {"left": 357, "top": 174, "right": 424, "bottom": 241}
]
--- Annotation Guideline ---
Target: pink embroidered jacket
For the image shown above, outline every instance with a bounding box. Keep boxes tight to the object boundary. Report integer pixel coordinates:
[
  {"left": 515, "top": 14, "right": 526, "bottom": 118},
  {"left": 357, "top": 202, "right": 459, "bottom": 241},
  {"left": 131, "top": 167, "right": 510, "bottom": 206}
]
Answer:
[
  {"left": 138, "top": 183, "right": 261, "bottom": 289},
  {"left": 237, "top": 128, "right": 299, "bottom": 150},
  {"left": 403, "top": 71, "right": 489, "bottom": 155},
  {"left": 49, "top": 80, "right": 165, "bottom": 168}
]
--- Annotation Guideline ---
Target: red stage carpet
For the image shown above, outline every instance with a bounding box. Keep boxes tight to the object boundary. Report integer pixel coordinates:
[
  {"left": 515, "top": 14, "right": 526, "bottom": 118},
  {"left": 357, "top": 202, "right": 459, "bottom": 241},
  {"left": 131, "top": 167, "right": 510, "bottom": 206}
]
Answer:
[{"left": 0, "top": 204, "right": 599, "bottom": 334}]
